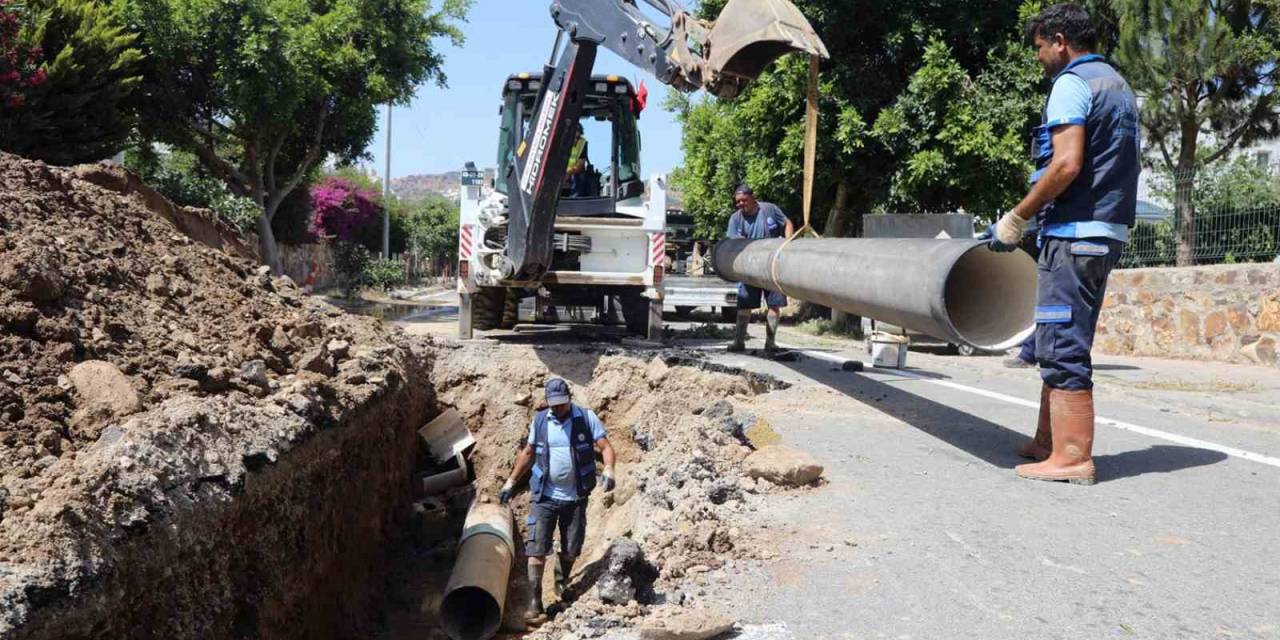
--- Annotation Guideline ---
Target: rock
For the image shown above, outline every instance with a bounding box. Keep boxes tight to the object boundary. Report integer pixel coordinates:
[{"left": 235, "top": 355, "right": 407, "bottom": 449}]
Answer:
[
  {"left": 1241, "top": 336, "right": 1277, "bottom": 366},
  {"left": 1259, "top": 297, "right": 1280, "bottom": 333},
  {"left": 701, "top": 400, "right": 734, "bottom": 420},
  {"left": 645, "top": 357, "right": 670, "bottom": 385},
  {"left": 255, "top": 265, "right": 272, "bottom": 277},
  {"left": 327, "top": 339, "right": 351, "bottom": 360},
  {"left": 200, "top": 367, "right": 234, "bottom": 393},
  {"left": 239, "top": 360, "right": 270, "bottom": 388},
  {"left": 144, "top": 274, "right": 170, "bottom": 296},
  {"left": 595, "top": 539, "right": 658, "bottom": 605},
  {"left": 269, "top": 326, "right": 294, "bottom": 353},
  {"left": 174, "top": 362, "right": 209, "bottom": 381},
  {"left": 637, "top": 609, "right": 735, "bottom": 640},
  {"left": 297, "top": 346, "right": 334, "bottom": 376},
  {"left": 743, "top": 445, "right": 824, "bottom": 487},
  {"left": 68, "top": 361, "right": 141, "bottom": 417},
  {"left": 0, "top": 252, "right": 65, "bottom": 302}
]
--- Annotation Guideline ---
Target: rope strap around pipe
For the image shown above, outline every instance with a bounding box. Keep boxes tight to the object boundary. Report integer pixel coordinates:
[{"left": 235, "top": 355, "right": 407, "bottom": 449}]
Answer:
[{"left": 770, "top": 55, "right": 822, "bottom": 300}]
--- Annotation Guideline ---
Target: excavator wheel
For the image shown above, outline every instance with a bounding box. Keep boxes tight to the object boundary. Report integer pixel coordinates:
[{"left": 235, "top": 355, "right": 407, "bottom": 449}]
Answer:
[
  {"left": 620, "top": 292, "right": 652, "bottom": 337},
  {"left": 499, "top": 290, "right": 520, "bottom": 330},
  {"left": 471, "top": 288, "right": 507, "bottom": 331}
]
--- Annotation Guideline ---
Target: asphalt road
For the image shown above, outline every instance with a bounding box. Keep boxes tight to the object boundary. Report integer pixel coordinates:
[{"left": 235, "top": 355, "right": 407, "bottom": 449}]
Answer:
[{"left": 686, "top": 325, "right": 1280, "bottom": 640}]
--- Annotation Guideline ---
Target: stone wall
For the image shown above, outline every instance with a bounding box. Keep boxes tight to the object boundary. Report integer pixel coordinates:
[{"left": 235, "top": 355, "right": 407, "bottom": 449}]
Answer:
[
  {"left": 279, "top": 242, "right": 334, "bottom": 292},
  {"left": 1097, "top": 264, "right": 1280, "bottom": 367}
]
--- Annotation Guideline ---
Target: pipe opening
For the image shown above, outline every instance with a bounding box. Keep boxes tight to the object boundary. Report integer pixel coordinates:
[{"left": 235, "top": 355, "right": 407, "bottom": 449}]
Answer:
[
  {"left": 943, "top": 246, "right": 1037, "bottom": 351},
  {"left": 440, "top": 586, "right": 502, "bottom": 640}
]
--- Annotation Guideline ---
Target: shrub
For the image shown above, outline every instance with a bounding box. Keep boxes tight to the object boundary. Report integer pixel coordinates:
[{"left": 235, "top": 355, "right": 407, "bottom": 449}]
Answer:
[
  {"left": 332, "top": 241, "right": 371, "bottom": 299},
  {"left": 309, "top": 177, "right": 382, "bottom": 243},
  {"left": 364, "top": 258, "right": 406, "bottom": 291}
]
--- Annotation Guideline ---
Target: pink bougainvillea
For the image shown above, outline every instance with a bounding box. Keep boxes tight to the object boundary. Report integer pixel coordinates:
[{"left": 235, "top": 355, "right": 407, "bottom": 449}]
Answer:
[
  {"left": 0, "top": 0, "right": 45, "bottom": 110},
  {"left": 308, "top": 177, "right": 382, "bottom": 242}
]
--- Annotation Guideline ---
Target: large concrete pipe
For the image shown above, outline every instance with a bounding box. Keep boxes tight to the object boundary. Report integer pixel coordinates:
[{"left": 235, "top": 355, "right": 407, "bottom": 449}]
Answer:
[
  {"left": 440, "top": 502, "right": 515, "bottom": 640},
  {"left": 714, "top": 238, "right": 1038, "bottom": 350}
]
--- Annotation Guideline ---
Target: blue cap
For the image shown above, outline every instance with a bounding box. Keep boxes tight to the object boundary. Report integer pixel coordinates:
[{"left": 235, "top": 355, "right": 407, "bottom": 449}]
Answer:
[{"left": 545, "top": 378, "right": 571, "bottom": 406}]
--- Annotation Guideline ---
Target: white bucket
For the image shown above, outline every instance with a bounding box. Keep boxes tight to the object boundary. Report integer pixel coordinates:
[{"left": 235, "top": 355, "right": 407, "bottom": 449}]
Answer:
[{"left": 870, "top": 332, "right": 910, "bottom": 369}]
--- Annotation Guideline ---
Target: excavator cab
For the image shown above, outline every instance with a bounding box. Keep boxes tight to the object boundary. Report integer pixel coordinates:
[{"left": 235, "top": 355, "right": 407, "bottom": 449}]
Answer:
[{"left": 495, "top": 73, "right": 644, "bottom": 217}]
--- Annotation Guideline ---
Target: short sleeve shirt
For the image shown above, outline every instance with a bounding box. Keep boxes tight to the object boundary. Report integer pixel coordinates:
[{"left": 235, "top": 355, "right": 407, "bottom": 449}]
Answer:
[
  {"left": 1045, "top": 74, "right": 1091, "bottom": 130},
  {"left": 726, "top": 202, "right": 789, "bottom": 240},
  {"left": 527, "top": 406, "right": 608, "bottom": 501}
]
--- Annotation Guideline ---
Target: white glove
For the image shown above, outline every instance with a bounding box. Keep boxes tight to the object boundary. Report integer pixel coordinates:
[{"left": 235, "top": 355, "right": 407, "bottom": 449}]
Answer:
[
  {"left": 994, "top": 211, "right": 1029, "bottom": 247},
  {"left": 499, "top": 480, "right": 514, "bottom": 504},
  {"left": 601, "top": 467, "right": 616, "bottom": 492}
]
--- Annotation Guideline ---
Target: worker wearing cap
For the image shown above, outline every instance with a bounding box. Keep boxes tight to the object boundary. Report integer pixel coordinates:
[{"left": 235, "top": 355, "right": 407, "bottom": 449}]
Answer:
[
  {"left": 725, "top": 185, "right": 794, "bottom": 352},
  {"left": 500, "top": 378, "right": 616, "bottom": 622},
  {"left": 990, "top": 3, "right": 1139, "bottom": 485}
]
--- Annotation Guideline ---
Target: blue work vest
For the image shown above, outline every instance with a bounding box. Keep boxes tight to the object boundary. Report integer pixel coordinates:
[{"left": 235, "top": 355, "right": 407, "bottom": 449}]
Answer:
[
  {"left": 530, "top": 406, "right": 597, "bottom": 502},
  {"left": 1030, "top": 55, "right": 1140, "bottom": 229}
]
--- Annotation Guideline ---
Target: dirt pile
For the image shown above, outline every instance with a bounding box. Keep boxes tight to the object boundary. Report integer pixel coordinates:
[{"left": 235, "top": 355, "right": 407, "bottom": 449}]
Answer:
[
  {"left": 0, "top": 153, "right": 431, "bottom": 637},
  {"left": 425, "top": 344, "right": 793, "bottom": 638}
]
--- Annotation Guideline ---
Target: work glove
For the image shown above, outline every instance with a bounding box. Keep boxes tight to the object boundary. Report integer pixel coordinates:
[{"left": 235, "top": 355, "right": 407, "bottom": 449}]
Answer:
[
  {"left": 988, "top": 211, "right": 1028, "bottom": 253},
  {"left": 499, "top": 480, "right": 514, "bottom": 505},
  {"left": 601, "top": 468, "right": 616, "bottom": 493}
]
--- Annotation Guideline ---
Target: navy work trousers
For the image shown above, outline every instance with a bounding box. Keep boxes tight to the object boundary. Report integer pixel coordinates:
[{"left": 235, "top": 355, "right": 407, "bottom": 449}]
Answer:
[{"left": 1034, "top": 237, "right": 1124, "bottom": 390}]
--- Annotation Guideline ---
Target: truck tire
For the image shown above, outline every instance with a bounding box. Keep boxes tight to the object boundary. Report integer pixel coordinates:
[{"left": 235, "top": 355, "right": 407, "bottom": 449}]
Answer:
[
  {"left": 471, "top": 288, "right": 506, "bottom": 331},
  {"left": 620, "top": 293, "right": 651, "bottom": 336},
  {"left": 499, "top": 290, "right": 520, "bottom": 329},
  {"left": 675, "top": 306, "right": 695, "bottom": 318},
  {"left": 719, "top": 307, "right": 738, "bottom": 323}
]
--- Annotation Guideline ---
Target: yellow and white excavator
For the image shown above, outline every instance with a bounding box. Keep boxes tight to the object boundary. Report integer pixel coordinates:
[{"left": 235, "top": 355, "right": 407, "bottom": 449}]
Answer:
[{"left": 457, "top": 0, "right": 827, "bottom": 338}]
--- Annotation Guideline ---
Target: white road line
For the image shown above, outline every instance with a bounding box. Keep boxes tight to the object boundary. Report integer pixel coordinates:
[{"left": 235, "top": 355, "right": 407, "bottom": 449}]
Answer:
[{"left": 785, "top": 345, "right": 1280, "bottom": 470}]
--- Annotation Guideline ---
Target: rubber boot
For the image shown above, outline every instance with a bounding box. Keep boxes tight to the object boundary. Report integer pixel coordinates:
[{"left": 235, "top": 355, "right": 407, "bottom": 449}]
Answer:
[
  {"left": 1016, "top": 389, "right": 1097, "bottom": 485},
  {"left": 1015, "top": 385, "right": 1052, "bottom": 461},
  {"left": 764, "top": 309, "right": 780, "bottom": 352},
  {"left": 554, "top": 554, "right": 576, "bottom": 598},
  {"left": 526, "top": 561, "right": 546, "bottom": 623},
  {"left": 728, "top": 310, "right": 750, "bottom": 352}
]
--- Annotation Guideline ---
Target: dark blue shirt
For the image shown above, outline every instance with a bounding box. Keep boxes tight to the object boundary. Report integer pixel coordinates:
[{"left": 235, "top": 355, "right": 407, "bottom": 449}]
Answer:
[{"left": 726, "top": 202, "right": 789, "bottom": 240}]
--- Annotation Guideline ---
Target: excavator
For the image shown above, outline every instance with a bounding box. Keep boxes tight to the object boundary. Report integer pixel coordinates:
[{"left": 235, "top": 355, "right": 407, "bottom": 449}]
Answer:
[{"left": 456, "top": 0, "right": 828, "bottom": 339}]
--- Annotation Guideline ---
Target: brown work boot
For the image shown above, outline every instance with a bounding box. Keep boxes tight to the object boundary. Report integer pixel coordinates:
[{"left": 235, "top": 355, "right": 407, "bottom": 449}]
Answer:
[
  {"left": 1015, "top": 384, "right": 1052, "bottom": 461},
  {"left": 1016, "top": 389, "right": 1097, "bottom": 485}
]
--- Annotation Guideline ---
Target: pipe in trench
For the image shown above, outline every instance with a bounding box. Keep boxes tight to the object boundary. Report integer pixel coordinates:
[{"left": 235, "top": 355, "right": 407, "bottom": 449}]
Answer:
[
  {"left": 440, "top": 502, "right": 515, "bottom": 640},
  {"left": 713, "top": 238, "right": 1037, "bottom": 351}
]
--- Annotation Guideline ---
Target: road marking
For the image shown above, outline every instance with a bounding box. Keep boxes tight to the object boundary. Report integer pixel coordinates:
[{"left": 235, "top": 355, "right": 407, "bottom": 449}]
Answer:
[{"left": 786, "top": 346, "right": 1280, "bottom": 470}]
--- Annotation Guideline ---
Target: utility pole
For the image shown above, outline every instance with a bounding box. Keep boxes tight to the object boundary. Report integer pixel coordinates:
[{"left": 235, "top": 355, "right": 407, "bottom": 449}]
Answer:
[{"left": 383, "top": 102, "right": 392, "bottom": 258}]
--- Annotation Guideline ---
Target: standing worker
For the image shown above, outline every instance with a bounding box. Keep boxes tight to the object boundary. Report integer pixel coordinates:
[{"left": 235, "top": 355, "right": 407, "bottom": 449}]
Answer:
[
  {"left": 499, "top": 378, "right": 616, "bottom": 622},
  {"left": 725, "top": 185, "right": 794, "bottom": 352},
  {"left": 989, "top": 3, "right": 1139, "bottom": 485}
]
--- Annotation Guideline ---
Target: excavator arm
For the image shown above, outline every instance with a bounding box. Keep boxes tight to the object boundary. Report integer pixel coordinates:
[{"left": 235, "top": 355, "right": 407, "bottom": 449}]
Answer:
[{"left": 500, "top": 0, "right": 828, "bottom": 282}]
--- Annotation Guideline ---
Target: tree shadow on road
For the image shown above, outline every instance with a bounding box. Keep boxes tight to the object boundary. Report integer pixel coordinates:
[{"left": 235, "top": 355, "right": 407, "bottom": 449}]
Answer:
[{"left": 773, "top": 357, "right": 1229, "bottom": 480}]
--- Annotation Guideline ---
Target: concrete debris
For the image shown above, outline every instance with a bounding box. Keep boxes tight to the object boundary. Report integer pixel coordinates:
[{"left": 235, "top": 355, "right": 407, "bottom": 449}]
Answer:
[
  {"left": 596, "top": 538, "right": 658, "bottom": 605},
  {"left": 238, "top": 360, "right": 270, "bottom": 389},
  {"left": 743, "top": 445, "right": 824, "bottom": 487},
  {"left": 637, "top": 607, "right": 735, "bottom": 640},
  {"left": 418, "top": 408, "right": 476, "bottom": 463}
]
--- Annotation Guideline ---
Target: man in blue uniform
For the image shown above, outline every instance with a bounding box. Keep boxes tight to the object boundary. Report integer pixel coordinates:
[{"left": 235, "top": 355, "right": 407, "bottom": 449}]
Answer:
[
  {"left": 500, "top": 378, "right": 616, "bottom": 621},
  {"left": 990, "top": 4, "right": 1139, "bottom": 485},
  {"left": 725, "top": 185, "right": 794, "bottom": 352}
]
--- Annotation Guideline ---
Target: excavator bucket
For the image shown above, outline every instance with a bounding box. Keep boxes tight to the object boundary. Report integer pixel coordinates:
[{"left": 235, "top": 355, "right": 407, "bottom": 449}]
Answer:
[{"left": 703, "top": 0, "right": 829, "bottom": 99}]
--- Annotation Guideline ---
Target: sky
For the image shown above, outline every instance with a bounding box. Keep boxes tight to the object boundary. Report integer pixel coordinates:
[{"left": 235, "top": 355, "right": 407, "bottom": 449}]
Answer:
[{"left": 364, "top": 0, "right": 687, "bottom": 180}]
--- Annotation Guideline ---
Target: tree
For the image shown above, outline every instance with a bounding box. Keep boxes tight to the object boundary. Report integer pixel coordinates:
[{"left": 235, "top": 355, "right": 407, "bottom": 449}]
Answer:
[
  {"left": 403, "top": 193, "right": 459, "bottom": 268},
  {"left": 309, "top": 176, "right": 383, "bottom": 243},
  {"left": 115, "top": 0, "right": 471, "bottom": 273},
  {"left": 672, "top": 0, "right": 1030, "bottom": 238},
  {"left": 871, "top": 38, "right": 1041, "bottom": 214},
  {"left": 0, "top": 0, "right": 141, "bottom": 164},
  {"left": 1144, "top": 154, "right": 1280, "bottom": 264},
  {"left": 1114, "top": 0, "right": 1280, "bottom": 265}
]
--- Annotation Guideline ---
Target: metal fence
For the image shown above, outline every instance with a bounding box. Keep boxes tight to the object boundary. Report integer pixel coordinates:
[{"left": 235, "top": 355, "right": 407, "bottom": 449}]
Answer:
[{"left": 1120, "top": 162, "right": 1280, "bottom": 269}]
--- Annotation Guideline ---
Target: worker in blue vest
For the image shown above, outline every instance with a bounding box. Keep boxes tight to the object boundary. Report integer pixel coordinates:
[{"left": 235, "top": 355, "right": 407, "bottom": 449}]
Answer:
[
  {"left": 499, "top": 378, "right": 616, "bottom": 622},
  {"left": 990, "top": 3, "right": 1139, "bottom": 486}
]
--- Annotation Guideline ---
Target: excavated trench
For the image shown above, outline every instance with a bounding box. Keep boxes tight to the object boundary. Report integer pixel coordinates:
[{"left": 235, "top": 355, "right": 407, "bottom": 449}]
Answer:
[{"left": 3, "top": 340, "right": 787, "bottom": 640}]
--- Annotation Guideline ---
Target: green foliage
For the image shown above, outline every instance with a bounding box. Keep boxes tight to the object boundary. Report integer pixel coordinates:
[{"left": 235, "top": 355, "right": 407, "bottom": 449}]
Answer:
[
  {"left": 402, "top": 193, "right": 459, "bottom": 263},
  {"left": 673, "top": 0, "right": 1031, "bottom": 238},
  {"left": 115, "top": 0, "right": 471, "bottom": 271},
  {"left": 0, "top": 0, "right": 142, "bottom": 164},
  {"left": 1128, "top": 157, "right": 1280, "bottom": 266},
  {"left": 871, "top": 39, "right": 1041, "bottom": 213},
  {"left": 363, "top": 257, "right": 406, "bottom": 291},
  {"left": 332, "top": 241, "right": 371, "bottom": 299},
  {"left": 125, "top": 145, "right": 262, "bottom": 232}
]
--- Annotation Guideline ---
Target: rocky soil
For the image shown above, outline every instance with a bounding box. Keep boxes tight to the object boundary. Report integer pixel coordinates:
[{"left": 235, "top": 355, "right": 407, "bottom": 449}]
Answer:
[
  {"left": 423, "top": 343, "right": 819, "bottom": 639},
  {"left": 0, "top": 153, "right": 432, "bottom": 637}
]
